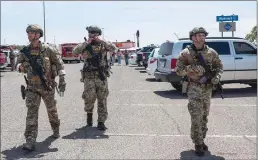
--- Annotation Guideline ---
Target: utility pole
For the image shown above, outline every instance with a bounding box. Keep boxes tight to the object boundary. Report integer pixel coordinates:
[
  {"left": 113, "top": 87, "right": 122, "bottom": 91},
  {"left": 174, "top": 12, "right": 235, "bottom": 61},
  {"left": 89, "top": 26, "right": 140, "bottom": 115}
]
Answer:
[{"left": 43, "top": 1, "right": 46, "bottom": 42}]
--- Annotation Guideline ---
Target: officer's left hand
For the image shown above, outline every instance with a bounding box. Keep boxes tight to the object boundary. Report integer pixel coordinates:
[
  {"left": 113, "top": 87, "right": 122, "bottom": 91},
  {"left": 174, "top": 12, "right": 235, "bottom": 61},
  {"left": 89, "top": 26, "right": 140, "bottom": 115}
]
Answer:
[
  {"left": 211, "top": 75, "right": 220, "bottom": 84},
  {"left": 58, "top": 75, "right": 66, "bottom": 92}
]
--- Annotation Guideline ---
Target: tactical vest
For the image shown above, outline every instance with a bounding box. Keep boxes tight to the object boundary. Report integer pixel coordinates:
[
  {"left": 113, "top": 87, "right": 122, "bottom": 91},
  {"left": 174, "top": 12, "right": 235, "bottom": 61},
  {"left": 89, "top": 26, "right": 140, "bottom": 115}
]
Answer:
[
  {"left": 23, "top": 44, "right": 56, "bottom": 89},
  {"left": 83, "top": 44, "right": 108, "bottom": 71}
]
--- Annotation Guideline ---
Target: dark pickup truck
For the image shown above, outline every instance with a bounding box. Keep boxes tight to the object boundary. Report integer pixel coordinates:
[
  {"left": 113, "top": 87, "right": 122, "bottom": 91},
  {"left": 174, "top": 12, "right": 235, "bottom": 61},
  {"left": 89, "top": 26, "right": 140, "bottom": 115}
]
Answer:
[{"left": 136, "top": 46, "right": 156, "bottom": 68}]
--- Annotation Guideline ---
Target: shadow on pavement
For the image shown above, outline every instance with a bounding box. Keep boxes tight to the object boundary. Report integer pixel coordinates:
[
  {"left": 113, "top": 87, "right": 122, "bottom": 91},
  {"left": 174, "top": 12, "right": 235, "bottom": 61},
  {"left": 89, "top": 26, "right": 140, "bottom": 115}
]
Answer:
[
  {"left": 154, "top": 90, "right": 188, "bottom": 99},
  {"left": 180, "top": 150, "right": 225, "bottom": 160},
  {"left": 1, "top": 136, "right": 58, "bottom": 159},
  {"left": 135, "top": 67, "right": 145, "bottom": 70},
  {"left": 145, "top": 78, "right": 159, "bottom": 82},
  {"left": 212, "top": 87, "right": 256, "bottom": 98},
  {"left": 62, "top": 126, "right": 109, "bottom": 140},
  {"left": 140, "top": 71, "right": 146, "bottom": 73},
  {"left": 154, "top": 87, "right": 256, "bottom": 99}
]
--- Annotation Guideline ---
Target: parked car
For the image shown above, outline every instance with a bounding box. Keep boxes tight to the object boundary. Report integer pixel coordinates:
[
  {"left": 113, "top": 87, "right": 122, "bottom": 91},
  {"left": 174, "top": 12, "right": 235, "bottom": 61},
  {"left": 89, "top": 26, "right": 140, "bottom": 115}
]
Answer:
[
  {"left": 136, "top": 46, "right": 156, "bottom": 68},
  {"left": 146, "top": 47, "right": 160, "bottom": 76},
  {"left": 129, "top": 52, "right": 137, "bottom": 65},
  {"left": 0, "top": 51, "right": 7, "bottom": 69},
  {"left": 1, "top": 50, "right": 19, "bottom": 68},
  {"left": 154, "top": 37, "right": 257, "bottom": 91}
]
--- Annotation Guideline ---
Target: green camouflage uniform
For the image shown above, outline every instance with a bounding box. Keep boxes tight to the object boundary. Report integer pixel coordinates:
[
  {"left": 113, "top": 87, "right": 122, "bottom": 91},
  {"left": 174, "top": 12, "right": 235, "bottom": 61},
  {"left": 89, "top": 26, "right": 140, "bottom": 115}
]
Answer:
[
  {"left": 72, "top": 25, "right": 116, "bottom": 130},
  {"left": 175, "top": 27, "right": 223, "bottom": 156},
  {"left": 17, "top": 24, "right": 66, "bottom": 151}
]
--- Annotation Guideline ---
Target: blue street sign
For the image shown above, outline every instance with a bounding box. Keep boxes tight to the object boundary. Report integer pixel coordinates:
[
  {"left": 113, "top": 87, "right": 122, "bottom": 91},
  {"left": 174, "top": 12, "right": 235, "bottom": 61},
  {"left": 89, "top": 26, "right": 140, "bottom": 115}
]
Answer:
[
  {"left": 216, "top": 15, "right": 238, "bottom": 22},
  {"left": 224, "top": 23, "right": 232, "bottom": 31}
]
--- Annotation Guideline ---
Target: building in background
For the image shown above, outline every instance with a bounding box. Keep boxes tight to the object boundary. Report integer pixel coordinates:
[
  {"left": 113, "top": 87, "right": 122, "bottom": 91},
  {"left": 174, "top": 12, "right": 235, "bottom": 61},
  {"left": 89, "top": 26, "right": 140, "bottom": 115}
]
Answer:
[{"left": 113, "top": 40, "right": 135, "bottom": 49}]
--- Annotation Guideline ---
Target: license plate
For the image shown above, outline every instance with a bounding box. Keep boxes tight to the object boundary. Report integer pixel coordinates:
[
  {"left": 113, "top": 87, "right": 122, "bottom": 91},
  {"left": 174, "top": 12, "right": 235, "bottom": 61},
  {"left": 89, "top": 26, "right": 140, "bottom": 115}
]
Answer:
[{"left": 159, "top": 61, "right": 166, "bottom": 67}]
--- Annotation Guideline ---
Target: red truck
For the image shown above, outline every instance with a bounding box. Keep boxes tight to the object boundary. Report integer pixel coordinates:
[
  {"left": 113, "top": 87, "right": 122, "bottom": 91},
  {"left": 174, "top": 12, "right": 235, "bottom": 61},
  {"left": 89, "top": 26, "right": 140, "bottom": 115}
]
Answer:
[{"left": 59, "top": 43, "right": 83, "bottom": 63}]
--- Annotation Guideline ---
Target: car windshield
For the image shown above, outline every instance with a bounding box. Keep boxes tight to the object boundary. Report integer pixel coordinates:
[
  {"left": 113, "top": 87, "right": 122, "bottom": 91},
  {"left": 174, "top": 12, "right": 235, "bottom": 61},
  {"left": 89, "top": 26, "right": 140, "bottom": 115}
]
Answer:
[
  {"left": 159, "top": 42, "right": 174, "bottom": 55},
  {"left": 140, "top": 47, "right": 154, "bottom": 52}
]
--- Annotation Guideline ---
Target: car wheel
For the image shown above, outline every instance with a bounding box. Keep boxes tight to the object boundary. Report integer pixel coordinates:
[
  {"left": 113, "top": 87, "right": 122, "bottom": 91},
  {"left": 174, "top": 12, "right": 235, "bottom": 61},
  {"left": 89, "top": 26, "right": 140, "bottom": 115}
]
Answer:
[{"left": 171, "top": 83, "right": 182, "bottom": 92}]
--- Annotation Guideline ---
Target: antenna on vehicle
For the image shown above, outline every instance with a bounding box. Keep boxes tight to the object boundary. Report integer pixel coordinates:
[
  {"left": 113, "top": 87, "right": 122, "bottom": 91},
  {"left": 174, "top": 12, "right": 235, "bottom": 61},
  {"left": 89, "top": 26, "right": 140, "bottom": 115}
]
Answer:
[{"left": 174, "top": 33, "right": 179, "bottom": 40}]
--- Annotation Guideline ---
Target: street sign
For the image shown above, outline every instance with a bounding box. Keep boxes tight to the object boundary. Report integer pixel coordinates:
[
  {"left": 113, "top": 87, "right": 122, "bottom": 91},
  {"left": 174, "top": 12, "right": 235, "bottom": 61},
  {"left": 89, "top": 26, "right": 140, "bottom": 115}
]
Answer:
[
  {"left": 216, "top": 15, "right": 238, "bottom": 22},
  {"left": 219, "top": 22, "right": 236, "bottom": 32}
]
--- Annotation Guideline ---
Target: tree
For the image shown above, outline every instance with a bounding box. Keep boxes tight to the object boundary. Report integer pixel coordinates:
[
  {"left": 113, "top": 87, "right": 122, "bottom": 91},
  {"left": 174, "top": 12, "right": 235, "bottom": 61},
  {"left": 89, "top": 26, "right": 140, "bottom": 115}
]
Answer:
[{"left": 245, "top": 25, "right": 257, "bottom": 43}]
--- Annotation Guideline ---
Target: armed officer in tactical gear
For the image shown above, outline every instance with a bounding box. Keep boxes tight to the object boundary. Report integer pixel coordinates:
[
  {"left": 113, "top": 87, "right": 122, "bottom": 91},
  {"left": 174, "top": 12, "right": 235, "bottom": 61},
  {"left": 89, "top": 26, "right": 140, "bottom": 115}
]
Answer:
[
  {"left": 17, "top": 24, "right": 66, "bottom": 151},
  {"left": 72, "top": 25, "right": 116, "bottom": 131},
  {"left": 175, "top": 27, "right": 223, "bottom": 156}
]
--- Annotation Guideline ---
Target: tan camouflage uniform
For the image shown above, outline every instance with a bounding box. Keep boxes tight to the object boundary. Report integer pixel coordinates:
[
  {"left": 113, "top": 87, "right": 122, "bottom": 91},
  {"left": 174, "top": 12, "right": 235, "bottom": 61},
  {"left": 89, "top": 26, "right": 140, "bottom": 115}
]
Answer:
[
  {"left": 72, "top": 26, "right": 116, "bottom": 130},
  {"left": 175, "top": 27, "right": 223, "bottom": 156},
  {"left": 17, "top": 24, "right": 66, "bottom": 151}
]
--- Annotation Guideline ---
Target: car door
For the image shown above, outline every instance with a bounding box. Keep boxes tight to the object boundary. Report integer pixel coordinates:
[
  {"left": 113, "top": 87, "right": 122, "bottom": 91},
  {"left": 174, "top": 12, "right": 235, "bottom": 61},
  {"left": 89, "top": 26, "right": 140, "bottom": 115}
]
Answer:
[
  {"left": 205, "top": 41, "right": 236, "bottom": 81},
  {"left": 148, "top": 48, "right": 160, "bottom": 73},
  {"left": 232, "top": 41, "right": 257, "bottom": 80}
]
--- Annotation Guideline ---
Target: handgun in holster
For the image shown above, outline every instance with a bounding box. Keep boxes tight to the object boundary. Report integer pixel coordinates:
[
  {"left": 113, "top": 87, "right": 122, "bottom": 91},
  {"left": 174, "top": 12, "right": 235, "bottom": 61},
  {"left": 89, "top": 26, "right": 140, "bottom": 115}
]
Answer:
[
  {"left": 181, "top": 76, "right": 189, "bottom": 94},
  {"left": 21, "top": 85, "right": 26, "bottom": 99},
  {"left": 21, "top": 75, "right": 28, "bottom": 100}
]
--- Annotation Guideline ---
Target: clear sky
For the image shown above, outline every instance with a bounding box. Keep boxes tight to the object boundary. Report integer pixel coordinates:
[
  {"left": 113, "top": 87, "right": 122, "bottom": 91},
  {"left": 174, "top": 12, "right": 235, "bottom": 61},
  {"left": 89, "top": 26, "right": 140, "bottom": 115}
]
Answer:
[{"left": 1, "top": 1, "right": 256, "bottom": 46}]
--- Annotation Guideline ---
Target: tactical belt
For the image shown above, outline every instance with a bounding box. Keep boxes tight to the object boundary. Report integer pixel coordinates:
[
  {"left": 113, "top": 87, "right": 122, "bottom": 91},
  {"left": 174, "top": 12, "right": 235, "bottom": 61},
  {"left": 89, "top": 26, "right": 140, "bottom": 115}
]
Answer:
[
  {"left": 189, "top": 78, "right": 212, "bottom": 87},
  {"left": 26, "top": 88, "right": 41, "bottom": 96}
]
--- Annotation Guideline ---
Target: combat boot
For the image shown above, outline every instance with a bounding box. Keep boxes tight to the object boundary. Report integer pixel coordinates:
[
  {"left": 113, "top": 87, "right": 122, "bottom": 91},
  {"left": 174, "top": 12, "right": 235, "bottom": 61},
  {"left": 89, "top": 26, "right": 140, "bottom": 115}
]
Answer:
[
  {"left": 51, "top": 120, "right": 60, "bottom": 138},
  {"left": 52, "top": 128, "right": 60, "bottom": 139},
  {"left": 195, "top": 144, "right": 204, "bottom": 157},
  {"left": 202, "top": 142, "right": 208, "bottom": 151},
  {"left": 22, "top": 138, "right": 35, "bottom": 151},
  {"left": 87, "top": 113, "right": 93, "bottom": 126},
  {"left": 97, "top": 122, "right": 107, "bottom": 131}
]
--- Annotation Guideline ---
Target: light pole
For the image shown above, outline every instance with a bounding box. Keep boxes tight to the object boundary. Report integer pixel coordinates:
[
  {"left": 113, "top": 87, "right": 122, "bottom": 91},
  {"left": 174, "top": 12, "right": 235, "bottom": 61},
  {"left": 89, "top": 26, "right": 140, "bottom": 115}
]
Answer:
[{"left": 43, "top": 1, "right": 46, "bottom": 42}]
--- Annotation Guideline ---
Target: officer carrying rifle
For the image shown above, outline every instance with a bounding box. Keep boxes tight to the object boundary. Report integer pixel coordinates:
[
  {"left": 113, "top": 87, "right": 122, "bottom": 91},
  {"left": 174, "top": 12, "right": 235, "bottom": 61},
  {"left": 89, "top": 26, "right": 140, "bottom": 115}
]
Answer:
[
  {"left": 72, "top": 25, "right": 116, "bottom": 130},
  {"left": 175, "top": 27, "right": 223, "bottom": 156}
]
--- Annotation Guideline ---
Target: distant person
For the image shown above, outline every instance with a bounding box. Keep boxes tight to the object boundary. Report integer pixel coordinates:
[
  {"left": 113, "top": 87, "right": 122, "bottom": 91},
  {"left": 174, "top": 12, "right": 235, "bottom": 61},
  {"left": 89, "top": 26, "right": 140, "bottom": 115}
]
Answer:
[
  {"left": 117, "top": 49, "right": 122, "bottom": 66},
  {"left": 124, "top": 49, "right": 129, "bottom": 65}
]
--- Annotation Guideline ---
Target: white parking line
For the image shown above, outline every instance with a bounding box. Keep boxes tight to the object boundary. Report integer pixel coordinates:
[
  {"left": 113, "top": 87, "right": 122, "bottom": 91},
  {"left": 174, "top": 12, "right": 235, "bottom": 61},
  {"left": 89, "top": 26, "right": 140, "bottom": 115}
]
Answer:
[
  {"left": 101, "top": 133, "right": 256, "bottom": 138},
  {"left": 115, "top": 104, "right": 256, "bottom": 107}
]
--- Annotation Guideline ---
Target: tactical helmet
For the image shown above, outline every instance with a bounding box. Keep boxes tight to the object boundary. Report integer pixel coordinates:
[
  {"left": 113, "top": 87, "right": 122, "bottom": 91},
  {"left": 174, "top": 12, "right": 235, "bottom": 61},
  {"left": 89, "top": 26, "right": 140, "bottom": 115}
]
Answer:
[
  {"left": 26, "top": 24, "right": 43, "bottom": 37},
  {"left": 189, "top": 27, "right": 208, "bottom": 40},
  {"left": 86, "top": 25, "right": 102, "bottom": 35}
]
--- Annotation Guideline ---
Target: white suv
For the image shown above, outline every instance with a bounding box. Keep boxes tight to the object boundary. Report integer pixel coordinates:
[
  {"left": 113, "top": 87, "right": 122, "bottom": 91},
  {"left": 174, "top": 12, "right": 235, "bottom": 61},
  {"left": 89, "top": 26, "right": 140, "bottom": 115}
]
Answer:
[{"left": 154, "top": 37, "right": 257, "bottom": 91}]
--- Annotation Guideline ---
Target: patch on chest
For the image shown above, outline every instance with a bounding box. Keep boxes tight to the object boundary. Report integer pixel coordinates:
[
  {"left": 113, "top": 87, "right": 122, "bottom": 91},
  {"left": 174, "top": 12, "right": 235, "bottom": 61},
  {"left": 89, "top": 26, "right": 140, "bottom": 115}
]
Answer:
[
  {"left": 31, "top": 48, "right": 40, "bottom": 55},
  {"left": 92, "top": 46, "right": 101, "bottom": 53}
]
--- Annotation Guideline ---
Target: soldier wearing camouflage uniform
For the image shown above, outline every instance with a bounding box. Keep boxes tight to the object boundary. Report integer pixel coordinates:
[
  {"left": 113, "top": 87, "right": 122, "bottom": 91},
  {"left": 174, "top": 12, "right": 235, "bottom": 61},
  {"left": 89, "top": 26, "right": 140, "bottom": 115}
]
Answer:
[
  {"left": 72, "top": 25, "right": 116, "bottom": 130},
  {"left": 175, "top": 27, "right": 223, "bottom": 156},
  {"left": 17, "top": 24, "right": 66, "bottom": 151}
]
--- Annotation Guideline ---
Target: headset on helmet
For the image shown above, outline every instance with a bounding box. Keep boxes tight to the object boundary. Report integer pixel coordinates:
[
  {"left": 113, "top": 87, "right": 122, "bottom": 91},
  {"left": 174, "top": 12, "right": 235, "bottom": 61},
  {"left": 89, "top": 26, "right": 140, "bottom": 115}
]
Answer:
[
  {"left": 189, "top": 27, "right": 208, "bottom": 40},
  {"left": 26, "top": 24, "right": 44, "bottom": 37},
  {"left": 86, "top": 25, "right": 102, "bottom": 35}
]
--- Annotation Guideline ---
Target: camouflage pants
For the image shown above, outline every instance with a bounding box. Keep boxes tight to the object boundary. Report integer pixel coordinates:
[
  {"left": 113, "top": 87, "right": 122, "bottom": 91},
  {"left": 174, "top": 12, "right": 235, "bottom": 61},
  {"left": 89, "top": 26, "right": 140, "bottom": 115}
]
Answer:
[
  {"left": 187, "top": 83, "right": 213, "bottom": 145},
  {"left": 24, "top": 86, "right": 60, "bottom": 142},
  {"left": 82, "top": 72, "right": 109, "bottom": 122}
]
